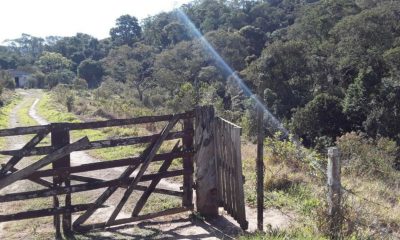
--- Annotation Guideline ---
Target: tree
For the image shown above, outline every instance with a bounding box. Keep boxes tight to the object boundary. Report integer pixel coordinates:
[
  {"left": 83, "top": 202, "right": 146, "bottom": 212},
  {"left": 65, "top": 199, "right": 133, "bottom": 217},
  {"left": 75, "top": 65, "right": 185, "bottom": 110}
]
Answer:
[
  {"left": 46, "top": 70, "right": 75, "bottom": 88},
  {"left": 291, "top": 94, "right": 348, "bottom": 147},
  {"left": 36, "top": 52, "right": 72, "bottom": 74},
  {"left": 5, "top": 34, "right": 45, "bottom": 60},
  {"left": 102, "top": 43, "right": 158, "bottom": 100},
  {"left": 78, "top": 59, "right": 104, "bottom": 88},
  {"left": 110, "top": 15, "right": 142, "bottom": 47}
]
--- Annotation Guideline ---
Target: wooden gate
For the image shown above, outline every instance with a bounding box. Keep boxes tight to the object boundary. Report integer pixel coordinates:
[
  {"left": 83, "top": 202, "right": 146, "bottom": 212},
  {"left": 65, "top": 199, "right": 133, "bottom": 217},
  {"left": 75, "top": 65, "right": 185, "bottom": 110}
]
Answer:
[
  {"left": 0, "top": 111, "right": 194, "bottom": 237},
  {"left": 214, "top": 117, "right": 248, "bottom": 230},
  {"left": 0, "top": 106, "right": 248, "bottom": 237},
  {"left": 194, "top": 106, "right": 248, "bottom": 230}
]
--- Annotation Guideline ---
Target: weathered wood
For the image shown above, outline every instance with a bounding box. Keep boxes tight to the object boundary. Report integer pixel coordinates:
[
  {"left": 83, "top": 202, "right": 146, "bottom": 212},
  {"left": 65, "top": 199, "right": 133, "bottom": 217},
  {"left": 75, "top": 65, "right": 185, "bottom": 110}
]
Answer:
[
  {"left": 0, "top": 203, "right": 107, "bottom": 222},
  {"left": 256, "top": 97, "right": 264, "bottom": 231},
  {"left": 132, "top": 142, "right": 180, "bottom": 217},
  {"left": 0, "top": 137, "right": 89, "bottom": 191},
  {"left": 3, "top": 165, "right": 53, "bottom": 188},
  {"left": 0, "top": 125, "right": 50, "bottom": 137},
  {"left": 225, "top": 121, "right": 233, "bottom": 216},
  {"left": 51, "top": 128, "right": 72, "bottom": 236},
  {"left": 107, "top": 115, "right": 180, "bottom": 224},
  {"left": 72, "top": 132, "right": 165, "bottom": 227},
  {"left": 0, "top": 110, "right": 197, "bottom": 235},
  {"left": 0, "top": 111, "right": 194, "bottom": 137},
  {"left": 23, "top": 151, "right": 191, "bottom": 179},
  {"left": 0, "top": 172, "right": 185, "bottom": 203},
  {"left": 182, "top": 119, "right": 194, "bottom": 208},
  {"left": 327, "top": 147, "right": 342, "bottom": 240},
  {"left": 214, "top": 117, "right": 248, "bottom": 230},
  {"left": 232, "top": 123, "right": 248, "bottom": 229},
  {"left": 0, "top": 130, "right": 49, "bottom": 176},
  {"left": 194, "top": 106, "right": 218, "bottom": 218},
  {"left": 0, "top": 131, "right": 187, "bottom": 157},
  {"left": 75, "top": 207, "right": 189, "bottom": 232},
  {"left": 213, "top": 118, "right": 223, "bottom": 206},
  {"left": 69, "top": 175, "right": 103, "bottom": 183}
]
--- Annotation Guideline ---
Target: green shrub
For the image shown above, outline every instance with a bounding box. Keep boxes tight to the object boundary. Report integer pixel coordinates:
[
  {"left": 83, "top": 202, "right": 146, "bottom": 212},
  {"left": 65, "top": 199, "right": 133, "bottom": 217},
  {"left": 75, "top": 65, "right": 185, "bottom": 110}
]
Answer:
[
  {"left": 73, "top": 77, "right": 88, "bottom": 90},
  {"left": 0, "top": 70, "right": 15, "bottom": 89},
  {"left": 336, "top": 132, "right": 398, "bottom": 179}
]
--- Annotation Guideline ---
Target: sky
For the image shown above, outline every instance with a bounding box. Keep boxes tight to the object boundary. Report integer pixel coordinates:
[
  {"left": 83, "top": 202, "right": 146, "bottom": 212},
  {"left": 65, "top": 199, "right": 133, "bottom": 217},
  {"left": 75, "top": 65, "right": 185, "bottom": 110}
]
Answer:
[{"left": 0, "top": 0, "right": 192, "bottom": 44}]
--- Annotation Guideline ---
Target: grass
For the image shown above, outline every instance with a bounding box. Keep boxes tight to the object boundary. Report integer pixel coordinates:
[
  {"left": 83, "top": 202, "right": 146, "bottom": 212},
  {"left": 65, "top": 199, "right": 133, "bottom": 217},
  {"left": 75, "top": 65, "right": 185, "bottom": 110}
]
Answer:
[
  {"left": 240, "top": 132, "right": 400, "bottom": 239},
  {"left": 0, "top": 92, "right": 20, "bottom": 150},
  {"left": 36, "top": 92, "right": 147, "bottom": 160}
]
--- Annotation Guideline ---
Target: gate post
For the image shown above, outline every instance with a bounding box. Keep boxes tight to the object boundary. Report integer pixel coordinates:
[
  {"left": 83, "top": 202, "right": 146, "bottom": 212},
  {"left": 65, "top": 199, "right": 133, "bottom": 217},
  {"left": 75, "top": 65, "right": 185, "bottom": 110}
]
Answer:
[
  {"left": 182, "top": 118, "right": 194, "bottom": 209},
  {"left": 51, "top": 124, "right": 72, "bottom": 237},
  {"left": 194, "top": 106, "right": 218, "bottom": 218}
]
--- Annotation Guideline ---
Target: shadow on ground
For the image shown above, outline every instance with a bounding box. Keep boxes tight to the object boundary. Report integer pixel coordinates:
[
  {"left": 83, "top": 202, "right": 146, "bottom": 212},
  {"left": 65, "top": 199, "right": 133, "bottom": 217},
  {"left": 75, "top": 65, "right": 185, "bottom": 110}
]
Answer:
[{"left": 67, "top": 214, "right": 242, "bottom": 240}]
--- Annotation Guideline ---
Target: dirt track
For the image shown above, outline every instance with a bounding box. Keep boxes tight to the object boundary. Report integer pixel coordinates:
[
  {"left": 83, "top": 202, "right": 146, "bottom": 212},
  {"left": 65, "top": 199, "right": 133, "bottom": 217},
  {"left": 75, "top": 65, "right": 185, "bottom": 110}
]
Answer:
[{"left": 0, "top": 89, "right": 292, "bottom": 239}]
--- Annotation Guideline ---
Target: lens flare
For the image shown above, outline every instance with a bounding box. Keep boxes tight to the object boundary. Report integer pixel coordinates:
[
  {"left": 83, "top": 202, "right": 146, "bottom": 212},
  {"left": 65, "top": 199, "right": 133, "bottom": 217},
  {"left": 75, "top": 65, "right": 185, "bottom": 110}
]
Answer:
[{"left": 176, "top": 9, "right": 289, "bottom": 137}]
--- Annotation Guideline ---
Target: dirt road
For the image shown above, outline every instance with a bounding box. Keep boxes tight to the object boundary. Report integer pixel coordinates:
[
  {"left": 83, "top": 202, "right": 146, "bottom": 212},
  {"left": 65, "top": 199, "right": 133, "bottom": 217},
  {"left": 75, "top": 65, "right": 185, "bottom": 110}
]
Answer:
[{"left": 0, "top": 89, "right": 292, "bottom": 239}]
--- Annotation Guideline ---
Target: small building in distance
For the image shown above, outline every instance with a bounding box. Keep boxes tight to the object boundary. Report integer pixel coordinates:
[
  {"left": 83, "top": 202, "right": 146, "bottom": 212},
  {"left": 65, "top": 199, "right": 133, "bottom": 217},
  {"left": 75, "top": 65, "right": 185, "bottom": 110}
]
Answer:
[{"left": 7, "top": 69, "right": 31, "bottom": 88}]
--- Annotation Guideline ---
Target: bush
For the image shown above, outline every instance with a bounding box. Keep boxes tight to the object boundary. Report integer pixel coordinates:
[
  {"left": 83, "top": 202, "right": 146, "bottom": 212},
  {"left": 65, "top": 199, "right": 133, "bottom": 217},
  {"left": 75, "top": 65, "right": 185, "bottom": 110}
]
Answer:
[
  {"left": 73, "top": 77, "right": 88, "bottom": 90},
  {"left": 0, "top": 70, "right": 15, "bottom": 89},
  {"left": 336, "top": 132, "right": 398, "bottom": 179},
  {"left": 291, "top": 93, "right": 348, "bottom": 147}
]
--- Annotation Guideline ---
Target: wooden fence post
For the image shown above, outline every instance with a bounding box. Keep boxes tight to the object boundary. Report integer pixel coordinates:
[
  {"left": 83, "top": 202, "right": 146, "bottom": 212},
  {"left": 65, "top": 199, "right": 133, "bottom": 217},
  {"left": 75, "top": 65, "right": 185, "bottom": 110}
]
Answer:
[
  {"left": 327, "top": 147, "right": 341, "bottom": 239},
  {"left": 194, "top": 106, "right": 218, "bottom": 218},
  {"left": 51, "top": 125, "right": 72, "bottom": 237},
  {"left": 256, "top": 95, "right": 264, "bottom": 231},
  {"left": 182, "top": 119, "right": 194, "bottom": 209}
]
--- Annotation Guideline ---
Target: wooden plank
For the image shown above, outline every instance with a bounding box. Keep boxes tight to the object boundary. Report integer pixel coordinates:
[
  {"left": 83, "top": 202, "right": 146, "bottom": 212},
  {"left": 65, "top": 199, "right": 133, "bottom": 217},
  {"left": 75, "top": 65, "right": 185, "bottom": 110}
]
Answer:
[
  {"left": 214, "top": 118, "right": 223, "bottom": 206},
  {"left": 75, "top": 207, "right": 189, "bottom": 232},
  {"left": 73, "top": 134, "right": 162, "bottom": 227},
  {"left": 0, "top": 131, "right": 187, "bottom": 157},
  {"left": 224, "top": 121, "right": 233, "bottom": 216},
  {"left": 233, "top": 126, "right": 248, "bottom": 230},
  {"left": 229, "top": 124, "right": 238, "bottom": 221},
  {"left": 0, "top": 203, "right": 107, "bottom": 222},
  {"left": 0, "top": 111, "right": 194, "bottom": 137},
  {"left": 225, "top": 122, "right": 233, "bottom": 216},
  {"left": 0, "top": 172, "right": 185, "bottom": 203},
  {"left": 0, "top": 125, "right": 50, "bottom": 137},
  {"left": 58, "top": 111, "right": 194, "bottom": 131},
  {"left": 106, "top": 115, "right": 180, "bottom": 224},
  {"left": 3, "top": 165, "right": 53, "bottom": 188},
  {"left": 69, "top": 175, "right": 103, "bottom": 183},
  {"left": 217, "top": 121, "right": 226, "bottom": 207},
  {"left": 0, "top": 130, "right": 49, "bottom": 176},
  {"left": 0, "top": 137, "right": 89, "bottom": 191},
  {"left": 25, "top": 151, "right": 191, "bottom": 179},
  {"left": 131, "top": 142, "right": 180, "bottom": 217},
  {"left": 182, "top": 119, "right": 194, "bottom": 208}
]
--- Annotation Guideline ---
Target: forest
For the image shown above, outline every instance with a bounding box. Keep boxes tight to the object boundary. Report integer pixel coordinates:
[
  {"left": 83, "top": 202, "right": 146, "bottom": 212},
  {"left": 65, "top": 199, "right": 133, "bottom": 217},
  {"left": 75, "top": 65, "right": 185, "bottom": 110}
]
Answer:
[
  {"left": 1, "top": 0, "right": 400, "bottom": 238},
  {"left": 1, "top": 0, "right": 400, "bottom": 152}
]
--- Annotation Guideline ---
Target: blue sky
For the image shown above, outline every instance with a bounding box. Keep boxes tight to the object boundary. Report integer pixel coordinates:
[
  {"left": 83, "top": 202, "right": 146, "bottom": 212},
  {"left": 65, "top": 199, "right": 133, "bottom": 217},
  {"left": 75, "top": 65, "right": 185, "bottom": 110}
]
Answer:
[{"left": 0, "top": 0, "right": 191, "bottom": 43}]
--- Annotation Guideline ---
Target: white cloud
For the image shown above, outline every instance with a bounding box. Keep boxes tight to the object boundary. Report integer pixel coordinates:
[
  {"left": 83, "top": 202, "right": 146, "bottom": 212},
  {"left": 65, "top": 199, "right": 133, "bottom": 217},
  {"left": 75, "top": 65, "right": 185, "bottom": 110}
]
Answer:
[{"left": 0, "top": 0, "right": 191, "bottom": 43}]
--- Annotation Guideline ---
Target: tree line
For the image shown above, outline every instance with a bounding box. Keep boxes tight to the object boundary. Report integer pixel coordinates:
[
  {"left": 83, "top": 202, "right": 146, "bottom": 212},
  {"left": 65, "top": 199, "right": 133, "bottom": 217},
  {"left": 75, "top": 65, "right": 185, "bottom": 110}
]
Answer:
[{"left": 1, "top": 0, "right": 400, "bottom": 150}]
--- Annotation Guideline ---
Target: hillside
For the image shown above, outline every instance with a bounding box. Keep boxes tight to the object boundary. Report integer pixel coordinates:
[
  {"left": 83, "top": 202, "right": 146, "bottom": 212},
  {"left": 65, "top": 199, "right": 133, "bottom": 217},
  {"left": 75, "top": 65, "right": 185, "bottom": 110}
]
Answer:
[{"left": 0, "top": 0, "right": 400, "bottom": 239}]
